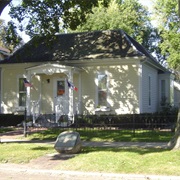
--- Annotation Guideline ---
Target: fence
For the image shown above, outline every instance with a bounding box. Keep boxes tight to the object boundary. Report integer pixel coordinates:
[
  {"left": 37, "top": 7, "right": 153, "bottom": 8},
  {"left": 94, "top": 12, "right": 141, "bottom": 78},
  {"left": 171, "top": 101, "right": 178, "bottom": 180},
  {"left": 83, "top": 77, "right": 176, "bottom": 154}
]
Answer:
[
  {"left": 70, "top": 113, "right": 177, "bottom": 131},
  {"left": 53, "top": 113, "right": 177, "bottom": 140}
]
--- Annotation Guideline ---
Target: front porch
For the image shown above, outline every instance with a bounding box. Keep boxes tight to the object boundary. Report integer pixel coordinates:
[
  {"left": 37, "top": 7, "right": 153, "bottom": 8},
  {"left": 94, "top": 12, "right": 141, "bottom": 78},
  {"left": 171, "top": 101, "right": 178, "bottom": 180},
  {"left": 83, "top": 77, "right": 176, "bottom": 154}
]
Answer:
[{"left": 25, "top": 63, "right": 82, "bottom": 126}]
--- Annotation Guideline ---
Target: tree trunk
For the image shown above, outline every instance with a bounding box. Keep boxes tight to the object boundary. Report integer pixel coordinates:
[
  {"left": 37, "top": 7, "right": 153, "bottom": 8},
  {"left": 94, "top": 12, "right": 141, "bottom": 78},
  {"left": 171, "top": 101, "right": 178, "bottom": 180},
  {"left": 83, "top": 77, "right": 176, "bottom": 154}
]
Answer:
[{"left": 168, "top": 108, "right": 180, "bottom": 150}]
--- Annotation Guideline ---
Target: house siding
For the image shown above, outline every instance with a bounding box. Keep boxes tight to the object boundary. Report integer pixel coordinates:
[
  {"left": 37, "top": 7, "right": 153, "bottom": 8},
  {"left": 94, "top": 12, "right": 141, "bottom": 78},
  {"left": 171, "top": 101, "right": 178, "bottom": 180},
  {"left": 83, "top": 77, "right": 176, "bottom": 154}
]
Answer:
[
  {"left": 1, "top": 66, "right": 26, "bottom": 113},
  {"left": 141, "top": 64, "right": 158, "bottom": 113},
  {"left": 81, "top": 63, "right": 140, "bottom": 115}
]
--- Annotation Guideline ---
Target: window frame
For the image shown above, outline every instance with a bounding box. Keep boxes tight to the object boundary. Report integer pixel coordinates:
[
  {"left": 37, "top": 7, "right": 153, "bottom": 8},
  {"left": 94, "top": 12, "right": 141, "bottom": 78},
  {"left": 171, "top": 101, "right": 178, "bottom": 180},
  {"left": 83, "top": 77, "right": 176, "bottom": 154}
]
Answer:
[
  {"left": 18, "top": 77, "right": 26, "bottom": 107},
  {"left": 96, "top": 72, "right": 109, "bottom": 110}
]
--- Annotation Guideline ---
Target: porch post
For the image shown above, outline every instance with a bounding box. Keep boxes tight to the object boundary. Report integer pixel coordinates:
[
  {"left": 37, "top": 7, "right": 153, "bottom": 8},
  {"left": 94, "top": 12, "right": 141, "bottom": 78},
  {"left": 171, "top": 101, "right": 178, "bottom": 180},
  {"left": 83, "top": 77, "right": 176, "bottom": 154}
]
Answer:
[
  {"left": 68, "top": 70, "right": 74, "bottom": 121},
  {"left": 26, "top": 72, "right": 31, "bottom": 116}
]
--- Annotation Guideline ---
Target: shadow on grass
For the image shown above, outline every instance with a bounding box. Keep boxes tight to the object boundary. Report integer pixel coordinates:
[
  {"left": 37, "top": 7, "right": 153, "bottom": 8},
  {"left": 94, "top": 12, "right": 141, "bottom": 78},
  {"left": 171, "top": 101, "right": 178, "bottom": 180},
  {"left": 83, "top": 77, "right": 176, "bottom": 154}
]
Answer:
[
  {"left": 31, "top": 146, "right": 52, "bottom": 150},
  {"left": 50, "top": 153, "right": 76, "bottom": 161},
  {"left": 81, "top": 146, "right": 170, "bottom": 155},
  {"left": 26, "top": 129, "right": 173, "bottom": 142}
]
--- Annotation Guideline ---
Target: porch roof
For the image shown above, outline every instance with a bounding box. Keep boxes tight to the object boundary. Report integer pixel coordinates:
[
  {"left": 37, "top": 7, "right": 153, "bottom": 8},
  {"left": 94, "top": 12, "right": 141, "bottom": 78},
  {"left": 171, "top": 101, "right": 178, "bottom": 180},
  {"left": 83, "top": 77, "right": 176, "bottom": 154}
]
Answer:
[
  {"left": 26, "top": 63, "right": 82, "bottom": 75},
  {"left": 1, "top": 29, "right": 155, "bottom": 64}
]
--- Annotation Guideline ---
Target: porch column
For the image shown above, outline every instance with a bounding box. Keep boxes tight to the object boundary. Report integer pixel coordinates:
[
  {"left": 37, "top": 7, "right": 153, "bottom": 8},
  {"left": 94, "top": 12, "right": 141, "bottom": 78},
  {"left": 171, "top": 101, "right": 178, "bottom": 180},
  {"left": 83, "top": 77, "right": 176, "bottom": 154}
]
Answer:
[
  {"left": 68, "top": 70, "right": 74, "bottom": 121},
  {"left": 26, "top": 72, "right": 31, "bottom": 116}
]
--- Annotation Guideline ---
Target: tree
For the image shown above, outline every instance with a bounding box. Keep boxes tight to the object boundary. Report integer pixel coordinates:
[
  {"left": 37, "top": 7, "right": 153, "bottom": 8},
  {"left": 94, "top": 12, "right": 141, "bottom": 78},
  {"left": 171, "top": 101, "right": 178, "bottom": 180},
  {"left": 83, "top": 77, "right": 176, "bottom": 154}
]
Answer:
[
  {"left": 7, "top": 0, "right": 109, "bottom": 39},
  {"left": 0, "top": 19, "right": 6, "bottom": 47},
  {"left": 153, "top": 0, "right": 180, "bottom": 70},
  {"left": 0, "top": 19, "right": 23, "bottom": 52},
  {"left": 154, "top": 0, "right": 180, "bottom": 150},
  {"left": 168, "top": 111, "right": 180, "bottom": 149},
  {"left": 73, "top": 0, "right": 160, "bottom": 54}
]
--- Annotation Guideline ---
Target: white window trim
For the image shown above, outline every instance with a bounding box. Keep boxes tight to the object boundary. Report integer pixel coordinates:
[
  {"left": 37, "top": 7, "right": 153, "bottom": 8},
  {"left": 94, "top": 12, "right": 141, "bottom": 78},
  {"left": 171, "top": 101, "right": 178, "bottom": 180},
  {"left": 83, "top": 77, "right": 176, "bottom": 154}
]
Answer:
[
  {"left": 16, "top": 75, "right": 26, "bottom": 111},
  {"left": 95, "top": 71, "right": 110, "bottom": 112}
]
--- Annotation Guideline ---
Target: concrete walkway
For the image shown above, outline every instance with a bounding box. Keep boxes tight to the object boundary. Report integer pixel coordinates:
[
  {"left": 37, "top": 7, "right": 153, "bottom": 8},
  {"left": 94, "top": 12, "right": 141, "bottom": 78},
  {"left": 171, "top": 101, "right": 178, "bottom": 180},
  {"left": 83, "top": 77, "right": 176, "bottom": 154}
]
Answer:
[
  {"left": 0, "top": 138, "right": 168, "bottom": 149},
  {"left": 83, "top": 141, "right": 168, "bottom": 148}
]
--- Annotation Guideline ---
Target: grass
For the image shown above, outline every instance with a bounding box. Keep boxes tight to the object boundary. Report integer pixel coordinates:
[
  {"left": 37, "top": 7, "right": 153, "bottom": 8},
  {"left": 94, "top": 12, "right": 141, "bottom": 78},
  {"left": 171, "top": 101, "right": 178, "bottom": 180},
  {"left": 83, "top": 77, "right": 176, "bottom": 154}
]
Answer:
[
  {"left": 0, "top": 143, "right": 56, "bottom": 163},
  {"left": 0, "top": 143, "right": 179, "bottom": 176},
  {"left": 27, "top": 128, "right": 174, "bottom": 142},
  {"left": 55, "top": 147, "right": 180, "bottom": 176},
  {"left": 0, "top": 127, "right": 15, "bottom": 133},
  {"left": 0, "top": 128, "right": 179, "bottom": 176}
]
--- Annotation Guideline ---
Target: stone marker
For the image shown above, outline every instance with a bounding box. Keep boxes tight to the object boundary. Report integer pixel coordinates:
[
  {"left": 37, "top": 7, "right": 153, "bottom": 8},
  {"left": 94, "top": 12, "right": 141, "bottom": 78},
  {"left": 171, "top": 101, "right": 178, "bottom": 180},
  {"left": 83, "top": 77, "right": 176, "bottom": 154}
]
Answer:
[{"left": 54, "top": 131, "right": 82, "bottom": 154}]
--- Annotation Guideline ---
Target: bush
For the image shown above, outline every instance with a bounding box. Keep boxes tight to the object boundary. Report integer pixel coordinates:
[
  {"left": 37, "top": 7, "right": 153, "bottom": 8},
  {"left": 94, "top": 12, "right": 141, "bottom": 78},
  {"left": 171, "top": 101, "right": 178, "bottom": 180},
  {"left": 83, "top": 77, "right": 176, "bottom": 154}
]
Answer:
[{"left": 0, "top": 114, "right": 24, "bottom": 127}]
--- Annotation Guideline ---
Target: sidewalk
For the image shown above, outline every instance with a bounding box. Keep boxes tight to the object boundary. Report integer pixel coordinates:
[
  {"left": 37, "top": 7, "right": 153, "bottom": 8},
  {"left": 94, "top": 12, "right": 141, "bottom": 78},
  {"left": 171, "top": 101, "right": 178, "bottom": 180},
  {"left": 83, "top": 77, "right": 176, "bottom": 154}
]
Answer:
[
  {"left": 0, "top": 128, "right": 168, "bottom": 148},
  {"left": 0, "top": 137, "right": 168, "bottom": 149}
]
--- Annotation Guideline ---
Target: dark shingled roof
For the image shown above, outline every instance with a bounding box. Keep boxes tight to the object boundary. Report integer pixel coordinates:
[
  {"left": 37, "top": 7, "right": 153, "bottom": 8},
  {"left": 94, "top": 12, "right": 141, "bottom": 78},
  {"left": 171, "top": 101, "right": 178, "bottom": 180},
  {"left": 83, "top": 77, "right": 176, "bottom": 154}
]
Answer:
[{"left": 1, "top": 29, "right": 156, "bottom": 64}]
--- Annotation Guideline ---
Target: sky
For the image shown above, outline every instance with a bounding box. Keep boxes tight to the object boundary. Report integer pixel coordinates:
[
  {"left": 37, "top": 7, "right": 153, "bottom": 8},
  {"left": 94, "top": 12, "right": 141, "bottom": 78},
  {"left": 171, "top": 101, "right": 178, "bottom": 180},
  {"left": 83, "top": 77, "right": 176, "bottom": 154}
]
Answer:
[{"left": 0, "top": 0, "right": 153, "bottom": 43}]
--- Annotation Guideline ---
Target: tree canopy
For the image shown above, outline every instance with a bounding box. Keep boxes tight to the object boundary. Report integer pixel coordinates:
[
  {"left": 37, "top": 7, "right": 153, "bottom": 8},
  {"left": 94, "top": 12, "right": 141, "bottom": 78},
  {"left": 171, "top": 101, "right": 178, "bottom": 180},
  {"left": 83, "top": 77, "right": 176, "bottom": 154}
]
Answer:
[
  {"left": 72, "top": 0, "right": 159, "bottom": 54},
  {"left": 8, "top": 0, "right": 109, "bottom": 38},
  {"left": 153, "top": 0, "right": 180, "bottom": 149},
  {"left": 153, "top": 0, "right": 180, "bottom": 71},
  {"left": 0, "top": 19, "right": 23, "bottom": 52}
]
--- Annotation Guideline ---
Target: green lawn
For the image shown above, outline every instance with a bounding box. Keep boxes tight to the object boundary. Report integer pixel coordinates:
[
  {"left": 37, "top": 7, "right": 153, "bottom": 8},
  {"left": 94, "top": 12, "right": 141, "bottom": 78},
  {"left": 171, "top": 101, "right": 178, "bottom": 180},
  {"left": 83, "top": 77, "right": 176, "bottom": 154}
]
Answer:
[
  {"left": 27, "top": 128, "right": 174, "bottom": 142},
  {"left": 0, "top": 143, "right": 55, "bottom": 163},
  {"left": 0, "top": 127, "right": 15, "bottom": 133},
  {"left": 0, "top": 128, "right": 179, "bottom": 176},
  {"left": 55, "top": 147, "right": 180, "bottom": 176},
  {"left": 0, "top": 143, "right": 179, "bottom": 176}
]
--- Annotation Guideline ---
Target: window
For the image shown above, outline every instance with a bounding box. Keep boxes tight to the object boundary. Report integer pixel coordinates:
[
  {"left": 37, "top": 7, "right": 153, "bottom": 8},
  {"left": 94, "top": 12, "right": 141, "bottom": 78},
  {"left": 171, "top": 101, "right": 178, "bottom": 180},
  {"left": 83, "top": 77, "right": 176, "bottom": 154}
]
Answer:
[
  {"left": 148, "top": 76, "right": 151, "bottom": 106},
  {"left": 98, "top": 74, "right": 107, "bottom": 107},
  {"left": 57, "top": 80, "right": 65, "bottom": 96},
  {"left": 19, "top": 78, "right": 26, "bottom": 106}
]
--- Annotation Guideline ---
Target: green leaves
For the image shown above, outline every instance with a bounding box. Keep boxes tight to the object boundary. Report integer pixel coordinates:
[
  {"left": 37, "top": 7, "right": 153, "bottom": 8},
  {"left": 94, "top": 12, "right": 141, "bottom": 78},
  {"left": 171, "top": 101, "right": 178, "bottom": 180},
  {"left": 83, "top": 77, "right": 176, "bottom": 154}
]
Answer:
[
  {"left": 74, "top": 0, "right": 156, "bottom": 54},
  {"left": 8, "top": 0, "right": 105, "bottom": 38},
  {"left": 154, "top": 0, "right": 180, "bottom": 70}
]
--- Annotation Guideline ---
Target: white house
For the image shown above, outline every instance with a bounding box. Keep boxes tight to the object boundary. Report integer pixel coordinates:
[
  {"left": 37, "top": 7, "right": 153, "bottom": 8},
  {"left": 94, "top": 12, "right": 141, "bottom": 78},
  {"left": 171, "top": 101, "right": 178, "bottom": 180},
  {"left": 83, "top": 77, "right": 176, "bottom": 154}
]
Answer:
[{"left": 0, "top": 30, "right": 175, "bottom": 124}]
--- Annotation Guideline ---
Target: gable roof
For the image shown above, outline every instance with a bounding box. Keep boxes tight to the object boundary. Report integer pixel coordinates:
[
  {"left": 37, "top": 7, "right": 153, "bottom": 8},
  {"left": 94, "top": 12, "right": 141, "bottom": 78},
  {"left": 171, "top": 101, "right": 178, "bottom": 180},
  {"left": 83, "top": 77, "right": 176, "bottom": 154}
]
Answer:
[{"left": 0, "top": 29, "right": 166, "bottom": 73}]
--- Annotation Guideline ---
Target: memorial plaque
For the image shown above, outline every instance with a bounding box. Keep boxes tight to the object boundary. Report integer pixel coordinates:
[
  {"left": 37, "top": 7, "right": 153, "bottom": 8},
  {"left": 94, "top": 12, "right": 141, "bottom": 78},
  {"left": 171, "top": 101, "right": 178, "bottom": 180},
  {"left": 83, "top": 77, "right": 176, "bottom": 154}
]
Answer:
[{"left": 54, "top": 131, "right": 82, "bottom": 154}]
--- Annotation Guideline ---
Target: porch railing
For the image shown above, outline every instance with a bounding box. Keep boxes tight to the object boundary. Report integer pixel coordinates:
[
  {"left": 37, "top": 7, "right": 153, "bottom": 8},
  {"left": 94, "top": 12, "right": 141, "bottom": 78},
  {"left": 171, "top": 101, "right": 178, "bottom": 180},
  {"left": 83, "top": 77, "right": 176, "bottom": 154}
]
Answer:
[
  {"left": 31, "top": 100, "right": 40, "bottom": 124},
  {"left": 55, "top": 99, "right": 69, "bottom": 123}
]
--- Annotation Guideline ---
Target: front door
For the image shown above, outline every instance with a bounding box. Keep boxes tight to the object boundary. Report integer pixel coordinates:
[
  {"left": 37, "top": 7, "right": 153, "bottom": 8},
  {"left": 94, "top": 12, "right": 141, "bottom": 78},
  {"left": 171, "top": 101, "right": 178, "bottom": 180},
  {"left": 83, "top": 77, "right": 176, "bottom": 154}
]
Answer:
[{"left": 54, "top": 78, "right": 69, "bottom": 123}]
